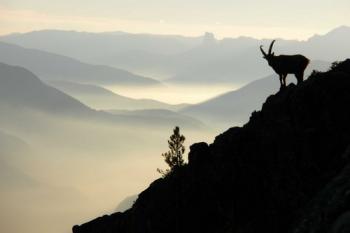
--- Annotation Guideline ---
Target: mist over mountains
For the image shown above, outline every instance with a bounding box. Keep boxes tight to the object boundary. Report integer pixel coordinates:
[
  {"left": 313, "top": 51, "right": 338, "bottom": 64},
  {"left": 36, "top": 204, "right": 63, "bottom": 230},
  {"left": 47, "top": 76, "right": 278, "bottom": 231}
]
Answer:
[
  {"left": 0, "top": 62, "right": 94, "bottom": 115},
  {"left": 0, "top": 42, "right": 159, "bottom": 86},
  {"left": 0, "top": 30, "right": 202, "bottom": 80},
  {"left": 48, "top": 80, "right": 188, "bottom": 111},
  {"left": 0, "top": 62, "right": 212, "bottom": 233},
  {"left": 1, "top": 25, "right": 350, "bottom": 233},
  {"left": 0, "top": 62, "right": 203, "bottom": 130},
  {"left": 1, "top": 26, "right": 349, "bottom": 84}
]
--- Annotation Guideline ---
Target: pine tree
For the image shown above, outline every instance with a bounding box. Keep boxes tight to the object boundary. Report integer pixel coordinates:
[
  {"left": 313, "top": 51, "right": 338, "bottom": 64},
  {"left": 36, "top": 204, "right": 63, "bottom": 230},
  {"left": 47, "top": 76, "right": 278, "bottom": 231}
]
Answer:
[{"left": 157, "top": 126, "right": 186, "bottom": 177}]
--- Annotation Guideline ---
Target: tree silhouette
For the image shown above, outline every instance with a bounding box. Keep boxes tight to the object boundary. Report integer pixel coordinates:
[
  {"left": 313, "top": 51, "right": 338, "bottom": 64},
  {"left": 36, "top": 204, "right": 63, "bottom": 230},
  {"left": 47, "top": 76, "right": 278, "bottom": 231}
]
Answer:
[{"left": 157, "top": 126, "right": 186, "bottom": 177}]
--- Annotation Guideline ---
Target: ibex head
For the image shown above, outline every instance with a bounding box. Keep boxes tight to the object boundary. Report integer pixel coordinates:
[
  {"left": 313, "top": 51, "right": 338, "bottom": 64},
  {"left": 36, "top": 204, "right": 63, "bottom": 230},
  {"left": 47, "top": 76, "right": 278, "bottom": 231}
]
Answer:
[{"left": 260, "top": 40, "right": 276, "bottom": 65}]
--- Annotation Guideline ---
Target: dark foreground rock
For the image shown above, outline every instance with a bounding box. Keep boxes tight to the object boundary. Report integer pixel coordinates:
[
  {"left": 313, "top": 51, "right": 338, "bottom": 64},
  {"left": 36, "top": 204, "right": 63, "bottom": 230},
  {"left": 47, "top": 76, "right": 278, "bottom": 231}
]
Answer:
[{"left": 73, "top": 59, "right": 350, "bottom": 233}]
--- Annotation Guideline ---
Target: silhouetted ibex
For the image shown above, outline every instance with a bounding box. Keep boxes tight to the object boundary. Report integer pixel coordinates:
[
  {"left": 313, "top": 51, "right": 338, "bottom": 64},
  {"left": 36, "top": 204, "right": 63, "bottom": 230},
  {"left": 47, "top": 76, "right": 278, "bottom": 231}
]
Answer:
[{"left": 260, "top": 40, "right": 309, "bottom": 88}]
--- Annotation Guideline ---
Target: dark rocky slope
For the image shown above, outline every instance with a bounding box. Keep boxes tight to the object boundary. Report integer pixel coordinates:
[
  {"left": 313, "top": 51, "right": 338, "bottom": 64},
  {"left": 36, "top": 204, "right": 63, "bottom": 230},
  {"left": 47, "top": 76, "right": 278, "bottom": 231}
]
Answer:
[{"left": 73, "top": 59, "right": 350, "bottom": 233}]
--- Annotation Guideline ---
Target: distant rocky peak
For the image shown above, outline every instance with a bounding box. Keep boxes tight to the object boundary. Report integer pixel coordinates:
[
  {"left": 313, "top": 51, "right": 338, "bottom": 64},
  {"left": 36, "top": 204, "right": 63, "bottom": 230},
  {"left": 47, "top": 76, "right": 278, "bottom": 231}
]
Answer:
[{"left": 202, "top": 32, "right": 217, "bottom": 45}]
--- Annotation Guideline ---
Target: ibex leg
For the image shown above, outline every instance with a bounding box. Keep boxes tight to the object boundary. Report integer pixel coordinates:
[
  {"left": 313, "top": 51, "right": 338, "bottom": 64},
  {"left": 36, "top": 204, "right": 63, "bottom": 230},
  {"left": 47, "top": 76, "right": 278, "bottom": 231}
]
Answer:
[
  {"left": 296, "top": 72, "right": 304, "bottom": 85},
  {"left": 282, "top": 74, "right": 288, "bottom": 87},
  {"left": 279, "top": 75, "right": 283, "bottom": 88}
]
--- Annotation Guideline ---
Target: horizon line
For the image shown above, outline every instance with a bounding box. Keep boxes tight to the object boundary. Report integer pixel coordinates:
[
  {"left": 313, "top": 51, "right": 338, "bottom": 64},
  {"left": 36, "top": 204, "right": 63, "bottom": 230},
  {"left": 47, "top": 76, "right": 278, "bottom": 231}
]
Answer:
[{"left": 1, "top": 25, "right": 349, "bottom": 42}]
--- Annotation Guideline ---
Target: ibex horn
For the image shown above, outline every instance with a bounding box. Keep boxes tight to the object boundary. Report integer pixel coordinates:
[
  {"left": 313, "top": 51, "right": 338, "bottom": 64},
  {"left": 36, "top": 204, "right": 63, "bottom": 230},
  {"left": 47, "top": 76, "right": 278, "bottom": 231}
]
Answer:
[
  {"left": 268, "top": 40, "right": 276, "bottom": 55},
  {"left": 260, "top": 45, "right": 267, "bottom": 57}
]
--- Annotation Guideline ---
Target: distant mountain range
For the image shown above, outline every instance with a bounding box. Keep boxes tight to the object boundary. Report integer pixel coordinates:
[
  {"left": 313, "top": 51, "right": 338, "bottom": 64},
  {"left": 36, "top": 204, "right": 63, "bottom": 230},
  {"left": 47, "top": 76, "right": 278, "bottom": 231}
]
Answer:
[
  {"left": 0, "top": 26, "right": 345, "bottom": 129},
  {"left": 0, "top": 42, "right": 160, "bottom": 86},
  {"left": 0, "top": 29, "right": 201, "bottom": 57},
  {"left": 1, "top": 26, "right": 349, "bottom": 84},
  {"left": 0, "top": 30, "right": 202, "bottom": 80},
  {"left": 0, "top": 62, "right": 202, "bottom": 129},
  {"left": 0, "top": 59, "right": 329, "bottom": 133},
  {"left": 48, "top": 80, "right": 188, "bottom": 111},
  {"left": 0, "top": 62, "right": 93, "bottom": 116},
  {"left": 167, "top": 27, "right": 350, "bottom": 85}
]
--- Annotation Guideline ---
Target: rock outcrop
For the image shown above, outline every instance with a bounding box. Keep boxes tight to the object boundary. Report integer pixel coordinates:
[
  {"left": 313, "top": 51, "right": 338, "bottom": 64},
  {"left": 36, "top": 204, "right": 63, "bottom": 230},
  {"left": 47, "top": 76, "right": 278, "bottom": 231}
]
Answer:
[{"left": 73, "top": 59, "right": 350, "bottom": 233}]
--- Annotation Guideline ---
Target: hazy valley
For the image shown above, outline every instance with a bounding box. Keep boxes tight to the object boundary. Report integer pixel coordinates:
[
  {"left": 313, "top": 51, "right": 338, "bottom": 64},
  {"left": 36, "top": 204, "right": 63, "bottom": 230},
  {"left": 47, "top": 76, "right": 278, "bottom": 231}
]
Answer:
[{"left": 1, "top": 26, "right": 350, "bottom": 233}]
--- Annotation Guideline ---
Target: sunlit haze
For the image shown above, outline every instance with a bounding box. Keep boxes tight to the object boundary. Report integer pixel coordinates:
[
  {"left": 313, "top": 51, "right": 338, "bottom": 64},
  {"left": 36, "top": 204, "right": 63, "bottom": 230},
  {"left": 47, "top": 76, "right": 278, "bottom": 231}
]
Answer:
[
  {"left": 1, "top": 1, "right": 349, "bottom": 233},
  {"left": 106, "top": 84, "right": 237, "bottom": 105},
  {"left": 1, "top": 0, "right": 349, "bottom": 39}
]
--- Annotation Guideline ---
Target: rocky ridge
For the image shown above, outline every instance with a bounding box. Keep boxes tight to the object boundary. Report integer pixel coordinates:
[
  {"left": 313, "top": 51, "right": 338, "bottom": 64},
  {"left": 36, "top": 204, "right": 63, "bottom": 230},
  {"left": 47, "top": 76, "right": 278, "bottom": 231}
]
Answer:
[{"left": 73, "top": 59, "right": 350, "bottom": 233}]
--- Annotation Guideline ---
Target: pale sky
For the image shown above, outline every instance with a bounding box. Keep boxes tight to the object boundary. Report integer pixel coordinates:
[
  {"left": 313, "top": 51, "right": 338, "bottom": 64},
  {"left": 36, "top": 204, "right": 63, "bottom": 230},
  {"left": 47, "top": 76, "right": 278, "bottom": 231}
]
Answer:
[{"left": 0, "top": 0, "right": 349, "bottom": 39}]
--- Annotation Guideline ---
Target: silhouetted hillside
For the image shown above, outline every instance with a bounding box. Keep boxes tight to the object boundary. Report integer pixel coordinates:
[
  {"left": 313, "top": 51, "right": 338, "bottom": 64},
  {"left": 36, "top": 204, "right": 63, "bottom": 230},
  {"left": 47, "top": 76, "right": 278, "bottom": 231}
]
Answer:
[
  {"left": 182, "top": 75, "right": 278, "bottom": 126},
  {"left": 0, "top": 42, "right": 160, "bottom": 86},
  {"left": 73, "top": 59, "right": 350, "bottom": 233},
  {"left": 182, "top": 60, "right": 330, "bottom": 128}
]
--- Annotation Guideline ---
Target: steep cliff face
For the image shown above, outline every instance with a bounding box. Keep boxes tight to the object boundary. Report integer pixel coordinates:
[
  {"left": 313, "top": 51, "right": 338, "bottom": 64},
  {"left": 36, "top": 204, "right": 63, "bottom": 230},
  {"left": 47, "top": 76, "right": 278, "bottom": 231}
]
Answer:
[{"left": 73, "top": 59, "right": 350, "bottom": 233}]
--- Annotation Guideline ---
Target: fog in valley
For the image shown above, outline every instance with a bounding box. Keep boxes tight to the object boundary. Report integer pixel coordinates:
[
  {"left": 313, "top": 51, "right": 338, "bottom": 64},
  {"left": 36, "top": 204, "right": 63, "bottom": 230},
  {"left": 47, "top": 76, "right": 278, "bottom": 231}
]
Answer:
[
  {"left": 0, "top": 25, "right": 349, "bottom": 233},
  {"left": 0, "top": 104, "right": 216, "bottom": 233},
  {"left": 106, "top": 84, "right": 236, "bottom": 105}
]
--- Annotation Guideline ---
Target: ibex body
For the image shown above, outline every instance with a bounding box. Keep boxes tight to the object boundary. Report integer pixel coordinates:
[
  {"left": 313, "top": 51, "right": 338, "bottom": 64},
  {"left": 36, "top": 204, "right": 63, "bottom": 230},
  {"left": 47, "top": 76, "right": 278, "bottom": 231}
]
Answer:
[{"left": 260, "top": 40, "right": 309, "bottom": 88}]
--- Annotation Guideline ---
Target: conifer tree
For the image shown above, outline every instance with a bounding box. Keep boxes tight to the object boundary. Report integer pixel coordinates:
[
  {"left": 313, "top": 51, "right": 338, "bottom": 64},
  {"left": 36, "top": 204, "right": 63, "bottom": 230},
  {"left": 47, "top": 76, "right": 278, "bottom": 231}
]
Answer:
[{"left": 157, "top": 126, "right": 186, "bottom": 177}]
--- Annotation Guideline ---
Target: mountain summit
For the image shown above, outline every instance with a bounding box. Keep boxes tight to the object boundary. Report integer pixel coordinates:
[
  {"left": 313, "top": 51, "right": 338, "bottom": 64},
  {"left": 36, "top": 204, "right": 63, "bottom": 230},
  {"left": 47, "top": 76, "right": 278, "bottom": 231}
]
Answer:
[{"left": 73, "top": 59, "right": 350, "bottom": 233}]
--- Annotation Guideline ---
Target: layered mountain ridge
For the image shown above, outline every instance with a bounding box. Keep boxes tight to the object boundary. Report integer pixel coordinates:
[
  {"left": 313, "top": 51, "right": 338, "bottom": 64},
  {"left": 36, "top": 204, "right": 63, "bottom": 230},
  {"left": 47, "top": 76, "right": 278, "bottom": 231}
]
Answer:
[
  {"left": 2, "top": 26, "right": 349, "bottom": 84},
  {"left": 73, "top": 59, "right": 350, "bottom": 233},
  {"left": 0, "top": 42, "right": 160, "bottom": 86}
]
